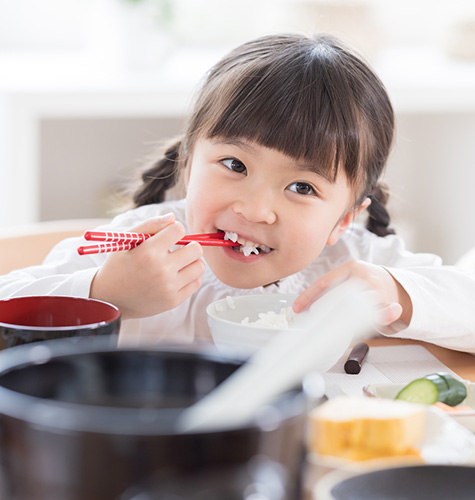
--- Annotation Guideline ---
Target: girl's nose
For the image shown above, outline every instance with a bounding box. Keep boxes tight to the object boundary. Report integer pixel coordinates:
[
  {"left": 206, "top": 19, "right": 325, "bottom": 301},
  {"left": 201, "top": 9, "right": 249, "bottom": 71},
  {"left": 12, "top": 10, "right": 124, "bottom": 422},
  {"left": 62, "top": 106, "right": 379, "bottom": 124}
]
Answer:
[{"left": 232, "top": 190, "right": 277, "bottom": 224}]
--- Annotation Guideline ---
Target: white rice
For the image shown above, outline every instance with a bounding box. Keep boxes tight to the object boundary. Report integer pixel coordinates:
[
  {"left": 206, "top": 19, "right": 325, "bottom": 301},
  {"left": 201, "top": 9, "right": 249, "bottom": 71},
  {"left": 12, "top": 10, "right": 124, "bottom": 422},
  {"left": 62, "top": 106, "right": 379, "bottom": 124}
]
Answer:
[
  {"left": 241, "top": 306, "right": 295, "bottom": 329},
  {"left": 240, "top": 245, "right": 259, "bottom": 257},
  {"left": 225, "top": 296, "right": 236, "bottom": 309},
  {"left": 215, "top": 296, "right": 295, "bottom": 329},
  {"left": 214, "top": 302, "right": 225, "bottom": 312}
]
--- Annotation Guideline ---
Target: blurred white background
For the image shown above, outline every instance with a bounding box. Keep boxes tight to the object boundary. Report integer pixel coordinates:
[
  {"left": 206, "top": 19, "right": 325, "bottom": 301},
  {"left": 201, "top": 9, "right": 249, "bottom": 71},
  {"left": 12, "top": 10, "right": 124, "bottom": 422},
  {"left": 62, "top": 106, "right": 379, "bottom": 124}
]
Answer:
[{"left": 1, "top": 0, "right": 475, "bottom": 264}]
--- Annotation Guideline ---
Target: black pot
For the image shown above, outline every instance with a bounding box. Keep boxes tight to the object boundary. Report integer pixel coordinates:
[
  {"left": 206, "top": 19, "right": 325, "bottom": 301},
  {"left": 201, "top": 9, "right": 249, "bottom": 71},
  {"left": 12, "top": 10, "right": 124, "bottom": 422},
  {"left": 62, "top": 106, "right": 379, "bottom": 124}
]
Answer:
[
  {"left": 328, "top": 464, "right": 475, "bottom": 500},
  {"left": 0, "top": 338, "right": 307, "bottom": 500}
]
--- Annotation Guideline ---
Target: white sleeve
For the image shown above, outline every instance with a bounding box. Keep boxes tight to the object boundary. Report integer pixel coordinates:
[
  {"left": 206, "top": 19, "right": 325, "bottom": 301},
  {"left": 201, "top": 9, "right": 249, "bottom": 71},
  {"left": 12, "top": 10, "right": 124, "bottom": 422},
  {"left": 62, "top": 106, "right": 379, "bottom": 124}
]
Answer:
[
  {"left": 0, "top": 201, "right": 187, "bottom": 299},
  {"left": 339, "top": 227, "right": 475, "bottom": 353},
  {"left": 381, "top": 265, "right": 475, "bottom": 354},
  {"left": 0, "top": 235, "right": 105, "bottom": 298}
]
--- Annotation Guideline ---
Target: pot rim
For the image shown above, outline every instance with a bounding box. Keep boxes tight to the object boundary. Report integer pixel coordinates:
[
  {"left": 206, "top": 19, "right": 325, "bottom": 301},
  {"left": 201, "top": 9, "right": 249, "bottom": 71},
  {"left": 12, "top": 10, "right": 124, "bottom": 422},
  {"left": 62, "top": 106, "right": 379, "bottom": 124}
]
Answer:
[
  {"left": 0, "top": 295, "right": 121, "bottom": 331},
  {"left": 0, "top": 337, "right": 306, "bottom": 436}
]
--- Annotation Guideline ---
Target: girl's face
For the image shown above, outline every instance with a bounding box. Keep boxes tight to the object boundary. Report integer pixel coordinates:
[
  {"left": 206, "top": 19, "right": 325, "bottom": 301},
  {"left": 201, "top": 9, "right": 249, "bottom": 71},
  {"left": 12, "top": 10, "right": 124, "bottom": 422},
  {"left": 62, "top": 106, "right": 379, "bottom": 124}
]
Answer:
[{"left": 185, "top": 137, "right": 366, "bottom": 289}]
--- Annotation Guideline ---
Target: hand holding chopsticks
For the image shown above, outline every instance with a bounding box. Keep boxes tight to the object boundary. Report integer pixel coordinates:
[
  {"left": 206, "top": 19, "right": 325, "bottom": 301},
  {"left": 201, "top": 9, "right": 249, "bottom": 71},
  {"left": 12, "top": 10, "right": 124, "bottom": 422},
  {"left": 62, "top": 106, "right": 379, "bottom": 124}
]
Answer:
[{"left": 77, "top": 231, "right": 240, "bottom": 255}]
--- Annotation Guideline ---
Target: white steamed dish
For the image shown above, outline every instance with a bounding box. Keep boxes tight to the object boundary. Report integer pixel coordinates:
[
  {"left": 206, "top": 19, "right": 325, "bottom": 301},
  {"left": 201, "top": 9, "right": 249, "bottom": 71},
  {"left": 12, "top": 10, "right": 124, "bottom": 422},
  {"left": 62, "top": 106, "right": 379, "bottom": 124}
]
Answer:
[{"left": 207, "top": 294, "right": 299, "bottom": 356}]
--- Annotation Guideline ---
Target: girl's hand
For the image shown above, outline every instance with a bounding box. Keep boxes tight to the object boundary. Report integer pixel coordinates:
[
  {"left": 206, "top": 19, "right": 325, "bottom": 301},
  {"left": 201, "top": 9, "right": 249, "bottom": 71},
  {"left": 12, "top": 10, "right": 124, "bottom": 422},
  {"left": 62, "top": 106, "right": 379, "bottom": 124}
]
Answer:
[
  {"left": 292, "top": 260, "right": 413, "bottom": 327},
  {"left": 90, "top": 213, "right": 205, "bottom": 319}
]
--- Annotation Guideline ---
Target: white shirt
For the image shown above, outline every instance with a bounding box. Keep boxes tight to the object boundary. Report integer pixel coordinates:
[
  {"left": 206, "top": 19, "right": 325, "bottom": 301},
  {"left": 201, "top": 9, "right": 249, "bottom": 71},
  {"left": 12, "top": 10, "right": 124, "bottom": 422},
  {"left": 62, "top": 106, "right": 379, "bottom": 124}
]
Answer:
[{"left": 2, "top": 199, "right": 475, "bottom": 353}]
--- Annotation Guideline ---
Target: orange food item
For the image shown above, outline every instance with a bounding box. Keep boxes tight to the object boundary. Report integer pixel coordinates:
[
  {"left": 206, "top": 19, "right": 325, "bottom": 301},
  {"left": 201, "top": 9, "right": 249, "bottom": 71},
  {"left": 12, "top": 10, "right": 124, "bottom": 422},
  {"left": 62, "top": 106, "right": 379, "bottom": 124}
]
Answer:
[{"left": 433, "top": 401, "right": 473, "bottom": 413}]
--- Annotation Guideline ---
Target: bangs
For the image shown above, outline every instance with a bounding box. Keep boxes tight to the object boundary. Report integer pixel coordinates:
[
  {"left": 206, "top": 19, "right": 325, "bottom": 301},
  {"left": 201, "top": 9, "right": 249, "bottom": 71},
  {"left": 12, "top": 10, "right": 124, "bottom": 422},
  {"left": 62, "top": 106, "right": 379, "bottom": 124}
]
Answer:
[
  {"left": 184, "top": 34, "right": 393, "bottom": 198},
  {"left": 191, "top": 36, "right": 365, "bottom": 187}
]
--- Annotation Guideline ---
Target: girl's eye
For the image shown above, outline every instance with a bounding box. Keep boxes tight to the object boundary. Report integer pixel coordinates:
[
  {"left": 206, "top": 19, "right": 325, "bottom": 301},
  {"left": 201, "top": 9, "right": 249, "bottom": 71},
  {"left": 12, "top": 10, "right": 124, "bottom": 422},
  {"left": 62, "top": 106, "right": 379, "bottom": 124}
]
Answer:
[
  {"left": 288, "top": 182, "right": 317, "bottom": 196},
  {"left": 221, "top": 158, "right": 247, "bottom": 174}
]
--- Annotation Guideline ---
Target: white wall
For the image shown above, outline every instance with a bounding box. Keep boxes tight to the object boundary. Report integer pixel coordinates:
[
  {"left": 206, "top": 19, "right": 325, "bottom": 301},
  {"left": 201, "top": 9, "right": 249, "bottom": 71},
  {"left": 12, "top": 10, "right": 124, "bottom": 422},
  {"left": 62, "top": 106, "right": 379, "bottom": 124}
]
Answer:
[
  {"left": 387, "top": 113, "right": 475, "bottom": 264},
  {"left": 2, "top": 0, "right": 475, "bottom": 264},
  {"left": 39, "top": 117, "right": 183, "bottom": 221}
]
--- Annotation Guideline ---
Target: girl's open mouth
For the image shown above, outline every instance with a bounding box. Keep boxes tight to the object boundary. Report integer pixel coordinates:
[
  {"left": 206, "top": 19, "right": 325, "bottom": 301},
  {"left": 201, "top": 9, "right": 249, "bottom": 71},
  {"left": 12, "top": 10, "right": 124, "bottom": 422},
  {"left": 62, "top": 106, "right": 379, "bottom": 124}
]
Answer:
[{"left": 223, "top": 231, "right": 273, "bottom": 257}]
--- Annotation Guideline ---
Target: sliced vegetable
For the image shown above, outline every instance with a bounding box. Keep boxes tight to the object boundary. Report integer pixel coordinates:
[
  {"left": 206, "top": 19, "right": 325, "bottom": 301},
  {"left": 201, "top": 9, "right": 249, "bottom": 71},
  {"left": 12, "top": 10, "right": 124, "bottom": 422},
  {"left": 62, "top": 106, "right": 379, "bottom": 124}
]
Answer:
[
  {"left": 436, "top": 372, "right": 467, "bottom": 406},
  {"left": 395, "top": 377, "right": 443, "bottom": 404},
  {"left": 395, "top": 372, "right": 467, "bottom": 407}
]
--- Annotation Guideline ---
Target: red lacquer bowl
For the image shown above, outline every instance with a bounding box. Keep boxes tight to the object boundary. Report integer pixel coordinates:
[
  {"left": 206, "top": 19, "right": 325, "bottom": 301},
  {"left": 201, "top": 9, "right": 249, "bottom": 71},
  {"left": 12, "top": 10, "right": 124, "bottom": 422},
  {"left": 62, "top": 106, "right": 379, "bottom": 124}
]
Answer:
[{"left": 0, "top": 296, "right": 121, "bottom": 348}]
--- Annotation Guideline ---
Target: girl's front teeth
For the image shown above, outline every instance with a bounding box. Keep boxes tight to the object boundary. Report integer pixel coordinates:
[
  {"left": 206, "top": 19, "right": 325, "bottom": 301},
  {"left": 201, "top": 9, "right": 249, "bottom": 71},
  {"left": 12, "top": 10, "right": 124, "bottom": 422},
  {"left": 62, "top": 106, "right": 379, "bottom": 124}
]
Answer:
[{"left": 224, "top": 231, "right": 271, "bottom": 256}]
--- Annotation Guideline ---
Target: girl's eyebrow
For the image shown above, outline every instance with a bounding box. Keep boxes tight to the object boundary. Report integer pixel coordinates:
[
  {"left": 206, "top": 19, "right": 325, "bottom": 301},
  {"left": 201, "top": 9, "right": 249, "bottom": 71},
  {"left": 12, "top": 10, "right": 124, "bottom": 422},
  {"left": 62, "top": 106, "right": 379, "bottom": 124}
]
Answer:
[
  {"left": 212, "top": 137, "right": 335, "bottom": 183},
  {"left": 295, "top": 161, "right": 335, "bottom": 183}
]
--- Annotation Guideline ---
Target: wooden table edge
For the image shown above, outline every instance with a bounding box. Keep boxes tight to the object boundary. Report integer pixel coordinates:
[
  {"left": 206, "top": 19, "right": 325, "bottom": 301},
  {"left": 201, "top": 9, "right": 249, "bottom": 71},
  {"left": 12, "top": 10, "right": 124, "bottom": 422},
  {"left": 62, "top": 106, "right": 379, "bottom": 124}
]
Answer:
[{"left": 364, "top": 336, "right": 475, "bottom": 382}]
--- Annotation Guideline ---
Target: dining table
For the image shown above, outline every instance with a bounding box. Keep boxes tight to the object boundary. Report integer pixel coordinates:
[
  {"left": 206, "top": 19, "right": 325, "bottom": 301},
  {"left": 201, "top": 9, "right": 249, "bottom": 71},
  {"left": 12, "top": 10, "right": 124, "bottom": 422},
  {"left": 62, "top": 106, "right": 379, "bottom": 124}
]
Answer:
[
  {"left": 303, "top": 335, "right": 475, "bottom": 500},
  {"left": 365, "top": 336, "right": 475, "bottom": 381}
]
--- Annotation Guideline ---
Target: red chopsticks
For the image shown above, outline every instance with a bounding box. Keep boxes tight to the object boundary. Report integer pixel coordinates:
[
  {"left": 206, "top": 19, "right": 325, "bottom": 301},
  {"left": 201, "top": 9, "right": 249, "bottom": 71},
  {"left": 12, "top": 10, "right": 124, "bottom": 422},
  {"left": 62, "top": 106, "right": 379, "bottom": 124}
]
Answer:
[{"left": 77, "top": 231, "right": 240, "bottom": 255}]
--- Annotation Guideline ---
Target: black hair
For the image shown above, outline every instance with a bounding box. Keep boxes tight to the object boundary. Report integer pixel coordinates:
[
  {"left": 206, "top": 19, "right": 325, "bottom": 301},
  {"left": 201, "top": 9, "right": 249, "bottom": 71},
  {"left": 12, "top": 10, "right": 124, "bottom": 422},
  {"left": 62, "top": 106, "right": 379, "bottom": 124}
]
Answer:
[{"left": 132, "top": 33, "right": 395, "bottom": 236}]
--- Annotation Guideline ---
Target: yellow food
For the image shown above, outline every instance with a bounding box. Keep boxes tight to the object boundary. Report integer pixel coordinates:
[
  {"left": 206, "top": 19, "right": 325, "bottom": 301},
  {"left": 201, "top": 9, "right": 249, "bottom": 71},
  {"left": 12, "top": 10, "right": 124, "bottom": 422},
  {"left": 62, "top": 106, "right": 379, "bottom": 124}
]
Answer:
[{"left": 308, "top": 396, "right": 426, "bottom": 461}]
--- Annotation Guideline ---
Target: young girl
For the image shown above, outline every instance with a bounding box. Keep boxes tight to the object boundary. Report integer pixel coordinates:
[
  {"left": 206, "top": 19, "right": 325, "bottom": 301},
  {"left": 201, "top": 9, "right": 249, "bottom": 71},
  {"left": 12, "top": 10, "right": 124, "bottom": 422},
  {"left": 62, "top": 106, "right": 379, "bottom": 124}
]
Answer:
[{"left": 1, "top": 33, "right": 475, "bottom": 352}]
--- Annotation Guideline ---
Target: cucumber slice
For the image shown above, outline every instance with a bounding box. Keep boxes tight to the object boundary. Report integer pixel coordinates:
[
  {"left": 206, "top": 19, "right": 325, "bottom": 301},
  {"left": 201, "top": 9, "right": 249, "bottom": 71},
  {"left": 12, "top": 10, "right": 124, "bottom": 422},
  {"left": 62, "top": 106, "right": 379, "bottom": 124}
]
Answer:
[
  {"left": 436, "top": 372, "right": 467, "bottom": 406},
  {"left": 422, "top": 373, "right": 452, "bottom": 402},
  {"left": 395, "top": 378, "right": 443, "bottom": 404},
  {"left": 395, "top": 372, "right": 467, "bottom": 407}
]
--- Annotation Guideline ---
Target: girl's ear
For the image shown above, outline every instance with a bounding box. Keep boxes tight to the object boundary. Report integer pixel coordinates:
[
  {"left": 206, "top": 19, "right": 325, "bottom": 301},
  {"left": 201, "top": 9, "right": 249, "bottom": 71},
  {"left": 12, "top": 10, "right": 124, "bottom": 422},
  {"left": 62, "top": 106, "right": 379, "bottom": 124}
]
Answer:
[{"left": 326, "top": 197, "right": 372, "bottom": 246}]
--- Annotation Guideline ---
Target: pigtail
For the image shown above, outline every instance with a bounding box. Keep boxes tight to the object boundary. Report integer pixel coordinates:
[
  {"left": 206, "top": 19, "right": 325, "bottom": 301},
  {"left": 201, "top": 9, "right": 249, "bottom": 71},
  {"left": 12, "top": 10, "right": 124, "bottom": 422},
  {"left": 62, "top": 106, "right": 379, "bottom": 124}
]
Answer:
[
  {"left": 366, "top": 183, "right": 395, "bottom": 237},
  {"left": 132, "top": 139, "right": 183, "bottom": 208}
]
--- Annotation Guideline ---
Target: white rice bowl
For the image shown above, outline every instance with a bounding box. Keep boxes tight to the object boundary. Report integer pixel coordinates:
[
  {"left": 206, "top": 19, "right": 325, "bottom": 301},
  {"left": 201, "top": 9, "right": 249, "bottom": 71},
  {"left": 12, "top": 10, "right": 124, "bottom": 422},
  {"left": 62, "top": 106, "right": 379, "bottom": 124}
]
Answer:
[{"left": 206, "top": 294, "right": 299, "bottom": 357}]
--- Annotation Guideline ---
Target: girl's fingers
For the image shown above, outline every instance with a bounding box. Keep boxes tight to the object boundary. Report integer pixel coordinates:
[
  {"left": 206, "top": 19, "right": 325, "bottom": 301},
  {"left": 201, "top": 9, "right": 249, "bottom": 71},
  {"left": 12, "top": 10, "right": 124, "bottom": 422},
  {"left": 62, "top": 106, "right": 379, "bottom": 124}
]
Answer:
[
  {"left": 293, "top": 259, "right": 405, "bottom": 328},
  {"left": 179, "top": 276, "right": 204, "bottom": 298},
  {"left": 167, "top": 240, "right": 204, "bottom": 269},
  {"left": 175, "top": 252, "right": 206, "bottom": 289},
  {"left": 293, "top": 270, "right": 348, "bottom": 313},
  {"left": 175, "top": 277, "right": 203, "bottom": 305},
  {"left": 131, "top": 218, "right": 187, "bottom": 252},
  {"left": 129, "top": 213, "right": 176, "bottom": 234},
  {"left": 377, "top": 302, "right": 403, "bottom": 326}
]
